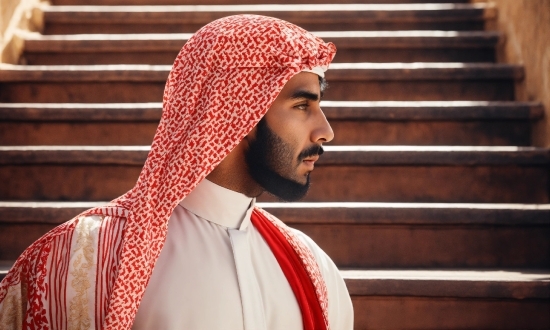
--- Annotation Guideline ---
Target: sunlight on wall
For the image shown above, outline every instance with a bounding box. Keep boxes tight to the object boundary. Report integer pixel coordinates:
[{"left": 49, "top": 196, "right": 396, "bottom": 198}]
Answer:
[
  {"left": 473, "top": 0, "right": 550, "bottom": 146},
  {"left": 1, "top": 0, "right": 44, "bottom": 64}
]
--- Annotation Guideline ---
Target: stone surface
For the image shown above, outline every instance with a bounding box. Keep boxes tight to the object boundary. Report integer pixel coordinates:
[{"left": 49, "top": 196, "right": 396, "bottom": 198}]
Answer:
[{"left": 472, "top": 0, "right": 550, "bottom": 147}]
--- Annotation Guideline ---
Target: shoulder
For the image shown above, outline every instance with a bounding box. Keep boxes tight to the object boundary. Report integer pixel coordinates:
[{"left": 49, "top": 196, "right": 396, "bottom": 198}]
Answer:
[
  {"left": 11, "top": 213, "right": 125, "bottom": 275},
  {"left": 255, "top": 207, "right": 338, "bottom": 276},
  {"left": 35, "top": 214, "right": 125, "bottom": 250},
  {"left": 287, "top": 227, "right": 340, "bottom": 278},
  {"left": 288, "top": 227, "right": 354, "bottom": 330}
]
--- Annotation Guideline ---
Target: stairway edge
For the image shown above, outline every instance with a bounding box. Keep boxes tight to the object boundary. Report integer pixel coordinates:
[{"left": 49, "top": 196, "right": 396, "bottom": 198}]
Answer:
[
  {"left": 0, "top": 101, "right": 542, "bottom": 121},
  {"left": 1, "top": 201, "right": 549, "bottom": 225}
]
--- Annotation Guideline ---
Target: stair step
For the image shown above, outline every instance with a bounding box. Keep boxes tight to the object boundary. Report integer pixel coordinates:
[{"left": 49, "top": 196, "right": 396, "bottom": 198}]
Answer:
[
  {"left": 346, "top": 269, "right": 550, "bottom": 329},
  {"left": 1, "top": 201, "right": 549, "bottom": 267},
  {"left": 44, "top": 3, "right": 483, "bottom": 33},
  {"left": 0, "top": 262, "right": 547, "bottom": 329},
  {"left": 0, "top": 201, "right": 104, "bottom": 260},
  {"left": 22, "top": 31, "right": 499, "bottom": 64},
  {"left": 0, "top": 63, "right": 523, "bottom": 102},
  {"left": 269, "top": 202, "right": 550, "bottom": 268},
  {"left": 0, "top": 146, "right": 548, "bottom": 203},
  {"left": 0, "top": 101, "right": 542, "bottom": 146}
]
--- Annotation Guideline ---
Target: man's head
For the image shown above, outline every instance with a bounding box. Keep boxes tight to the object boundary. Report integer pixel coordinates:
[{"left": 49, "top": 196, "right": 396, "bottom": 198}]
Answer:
[
  {"left": 150, "top": 14, "right": 337, "bottom": 205},
  {"left": 244, "top": 72, "right": 334, "bottom": 201}
]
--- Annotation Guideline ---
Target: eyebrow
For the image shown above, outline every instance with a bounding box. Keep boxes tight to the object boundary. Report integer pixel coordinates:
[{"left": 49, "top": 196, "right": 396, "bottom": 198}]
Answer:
[{"left": 289, "top": 90, "right": 320, "bottom": 102}]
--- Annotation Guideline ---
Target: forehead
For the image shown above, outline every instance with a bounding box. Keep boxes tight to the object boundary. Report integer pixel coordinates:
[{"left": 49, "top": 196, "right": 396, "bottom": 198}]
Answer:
[{"left": 278, "top": 72, "right": 321, "bottom": 98}]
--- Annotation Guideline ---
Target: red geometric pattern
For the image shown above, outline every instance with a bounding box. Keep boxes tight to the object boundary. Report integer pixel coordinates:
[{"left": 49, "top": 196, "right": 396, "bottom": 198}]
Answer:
[{"left": 0, "top": 15, "right": 336, "bottom": 329}]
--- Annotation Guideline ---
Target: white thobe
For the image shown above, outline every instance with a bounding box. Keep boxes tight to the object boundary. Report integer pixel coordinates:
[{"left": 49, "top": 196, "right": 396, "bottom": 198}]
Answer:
[{"left": 133, "top": 179, "right": 353, "bottom": 330}]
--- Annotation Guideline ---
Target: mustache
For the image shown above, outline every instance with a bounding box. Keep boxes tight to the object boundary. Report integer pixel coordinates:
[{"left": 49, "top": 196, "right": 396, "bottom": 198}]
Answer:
[{"left": 298, "top": 145, "right": 324, "bottom": 161}]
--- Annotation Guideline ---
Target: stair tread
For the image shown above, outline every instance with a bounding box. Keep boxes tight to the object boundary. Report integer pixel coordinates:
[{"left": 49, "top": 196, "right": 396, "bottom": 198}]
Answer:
[
  {"left": 42, "top": 3, "right": 494, "bottom": 24},
  {"left": 0, "top": 101, "right": 543, "bottom": 121},
  {"left": 1, "top": 145, "right": 548, "bottom": 165},
  {"left": 23, "top": 31, "right": 501, "bottom": 52},
  {"left": 266, "top": 202, "right": 550, "bottom": 225},
  {"left": 0, "top": 63, "right": 525, "bottom": 81},
  {"left": 0, "top": 261, "right": 546, "bottom": 298},
  {"left": 1, "top": 201, "right": 549, "bottom": 225},
  {"left": 343, "top": 269, "right": 550, "bottom": 298}
]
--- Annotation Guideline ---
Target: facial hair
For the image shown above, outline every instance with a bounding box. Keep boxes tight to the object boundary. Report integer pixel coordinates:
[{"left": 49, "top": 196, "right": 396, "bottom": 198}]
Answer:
[{"left": 245, "top": 118, "right": 323, "bottom": 202}]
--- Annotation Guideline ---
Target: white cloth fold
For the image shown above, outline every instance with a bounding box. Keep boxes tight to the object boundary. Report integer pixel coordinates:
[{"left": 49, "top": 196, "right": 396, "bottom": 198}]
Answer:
[{"left": 302, "top": 66, "right": 326, "bottom": 78}]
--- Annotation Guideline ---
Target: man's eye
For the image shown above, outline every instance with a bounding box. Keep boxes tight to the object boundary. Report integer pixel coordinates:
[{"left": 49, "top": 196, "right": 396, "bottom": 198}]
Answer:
[{"left": 295, "top": 104, "right": 308, "bottom": 110}]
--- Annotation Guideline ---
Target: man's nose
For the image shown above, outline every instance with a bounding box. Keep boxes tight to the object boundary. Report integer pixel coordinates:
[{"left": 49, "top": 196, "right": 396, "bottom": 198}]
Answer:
[{"left": 311, "top": 109, "right": 334, "bottom": 144}]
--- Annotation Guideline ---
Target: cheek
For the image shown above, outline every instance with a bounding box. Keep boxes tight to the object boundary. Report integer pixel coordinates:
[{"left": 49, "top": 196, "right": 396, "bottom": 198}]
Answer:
[
  {"left": 264, "top": 108, "right": 310, "bottom": 159},
  {"left": 272, "top": 119, "right": 308, "bottom": 149},
  {"left": 280, "top": 129, "right": 305, "bottom": 161}
]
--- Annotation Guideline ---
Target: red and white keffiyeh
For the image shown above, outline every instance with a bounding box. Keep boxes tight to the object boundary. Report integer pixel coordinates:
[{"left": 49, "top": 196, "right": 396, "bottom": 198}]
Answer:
[{"left": 0, "top": 15, "right": 336, "bottom": 329}]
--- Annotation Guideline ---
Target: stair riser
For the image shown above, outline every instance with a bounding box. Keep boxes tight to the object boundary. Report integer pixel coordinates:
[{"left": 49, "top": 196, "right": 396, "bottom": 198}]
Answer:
[
  {"left": 23, "top": 48, "right": 496, "bottom": 65},
  {"left": 0, "top": 224, "right": 57, "bottom": 260},
  {"left": 44, "top": 21, "right": 487, "bottom": 35},
  {"left": 0, "top": 120, "right": 532, "bottom": 146},
  {"left": 0, "top": 122, "right": 158, "bottom": 146},
  {"left": 1, "top": 165, "right": 547, "bottom": 203},
  {"left": 301, "top": 166, "right": 549, "bottom": 203},
  {"left": 329, "top": 120, "right": 532, "bottom": 146},
  {"left": 352, "top": 297, "right": 550, "bottom": 330},
  {"left": 0, "top": 80, "right": 516, "bottom": 103},
  {"left": 0, "top": 82, "right": 164, "bottom": 103},
  {"left": 294, "top": 224, "right": 550, "bottom": 268},
  {"left": 326, "top": 80, "right": 516, "bottom": 101},
  {"left": 2, "top": 222, "right": 548, "bottom": 268}
]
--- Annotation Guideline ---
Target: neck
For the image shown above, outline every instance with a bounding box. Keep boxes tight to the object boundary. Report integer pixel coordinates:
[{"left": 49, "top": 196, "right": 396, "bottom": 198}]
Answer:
[{"left": 206, "top": 137, "right": 264, "bottom": 198}]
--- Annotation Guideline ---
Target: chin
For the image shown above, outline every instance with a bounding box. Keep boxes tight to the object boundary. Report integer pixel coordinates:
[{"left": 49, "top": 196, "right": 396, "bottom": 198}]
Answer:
[
  {"left": 264, "top": 172, "right": 311, "bottom": 202},
  {"left": 296, "top": 175, "right": 310, "bottom": 185}
]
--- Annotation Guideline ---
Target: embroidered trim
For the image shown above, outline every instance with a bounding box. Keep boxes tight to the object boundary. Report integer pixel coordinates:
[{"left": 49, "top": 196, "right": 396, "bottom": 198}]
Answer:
[
  {"left": 0, "top": 284, "right": 23, "bottom": 330},
  {"left": 68, "top": 218, "right": 95, "bottom": 330}
]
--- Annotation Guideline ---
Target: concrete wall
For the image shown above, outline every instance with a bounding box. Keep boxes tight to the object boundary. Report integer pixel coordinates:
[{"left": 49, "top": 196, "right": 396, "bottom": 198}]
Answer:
[
  {"left": 473, "top": 0, "right": 550, "bottom": 146},
  {"left": 0, "top": 0, "right": 44, "bottom": 64}
]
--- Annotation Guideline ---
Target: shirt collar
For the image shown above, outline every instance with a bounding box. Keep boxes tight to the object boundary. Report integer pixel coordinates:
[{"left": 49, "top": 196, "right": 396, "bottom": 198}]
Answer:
[{"left": 179, "top": 178, "right": 255, "bottom": 230}]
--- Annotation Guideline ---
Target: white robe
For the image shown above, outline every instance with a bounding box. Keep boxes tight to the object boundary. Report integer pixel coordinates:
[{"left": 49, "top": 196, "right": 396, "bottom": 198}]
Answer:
[{"left": 133, "top": 179, "right": 353, "bottom": 330}]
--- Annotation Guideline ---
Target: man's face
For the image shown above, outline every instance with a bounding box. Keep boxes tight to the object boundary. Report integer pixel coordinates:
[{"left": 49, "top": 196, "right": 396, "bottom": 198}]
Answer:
[{"left": 245, "top": 72, "right": 334, "bottom": 201}]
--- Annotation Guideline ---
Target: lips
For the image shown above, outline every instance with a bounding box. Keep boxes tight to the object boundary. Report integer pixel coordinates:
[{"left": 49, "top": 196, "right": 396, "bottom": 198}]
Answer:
[
  {"left": 303, "top": 155, "right": 319, "bottom": 163},
  {"left": 302, "top": 155, "right": 319, "bottom": 170}
]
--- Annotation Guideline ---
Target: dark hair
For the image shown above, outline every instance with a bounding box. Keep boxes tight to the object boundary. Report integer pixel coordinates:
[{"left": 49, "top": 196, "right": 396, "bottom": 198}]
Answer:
[{"left": 319, "top": 76, "right": 328, "bottom": 95}]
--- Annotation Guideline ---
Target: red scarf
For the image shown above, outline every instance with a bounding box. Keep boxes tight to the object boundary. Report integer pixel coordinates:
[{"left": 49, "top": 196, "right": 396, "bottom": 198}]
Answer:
[{"left": 252, "top": 210, "right": 327, "bottom": 330}]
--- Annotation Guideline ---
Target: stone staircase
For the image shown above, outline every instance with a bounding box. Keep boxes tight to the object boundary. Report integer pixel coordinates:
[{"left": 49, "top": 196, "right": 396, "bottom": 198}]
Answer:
[{"left": 1, "top": 1, "right": 549, "bottom": 329}]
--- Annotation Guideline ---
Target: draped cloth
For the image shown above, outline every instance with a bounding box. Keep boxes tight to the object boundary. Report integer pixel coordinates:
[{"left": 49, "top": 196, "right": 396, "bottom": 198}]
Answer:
[
  {"left": 251, "top": 209, "right": 328, "bottom": 330},
  {"left": 0, "top": 15, "right": 336, "bottom": 329}
]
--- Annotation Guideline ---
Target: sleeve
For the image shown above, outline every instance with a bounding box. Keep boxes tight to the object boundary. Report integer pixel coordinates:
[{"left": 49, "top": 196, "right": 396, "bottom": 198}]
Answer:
[
  {"left": 291, "top": 228, "right": 354, "bottom": 330},
  {"left": 0, "top": 217, "right": 80, "bottom": 330}
]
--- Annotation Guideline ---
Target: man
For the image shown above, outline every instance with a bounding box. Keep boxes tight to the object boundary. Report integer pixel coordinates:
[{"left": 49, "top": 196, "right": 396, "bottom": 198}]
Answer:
[{"left": 0, "top": 15, "right": 353, "bottom": 329}]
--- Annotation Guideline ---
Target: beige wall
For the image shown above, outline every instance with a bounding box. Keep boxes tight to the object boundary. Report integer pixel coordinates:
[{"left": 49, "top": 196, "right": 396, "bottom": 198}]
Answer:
[
  {"left": 473, "top": 0, "right": 550, "bottom": 146},
  {"left": 0, "top": 0, "right": 44, "bottom": 64}
]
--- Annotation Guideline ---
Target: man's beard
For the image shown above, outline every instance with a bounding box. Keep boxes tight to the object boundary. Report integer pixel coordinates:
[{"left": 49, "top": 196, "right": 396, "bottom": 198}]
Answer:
[{"left": 245, "top": 118, "right": 323, "bottom": 202}]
